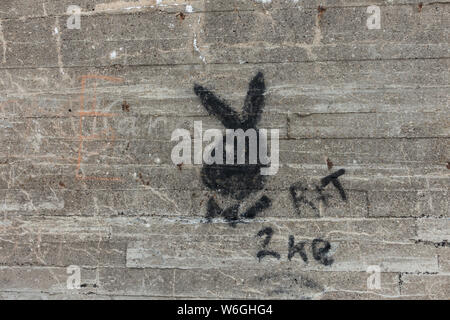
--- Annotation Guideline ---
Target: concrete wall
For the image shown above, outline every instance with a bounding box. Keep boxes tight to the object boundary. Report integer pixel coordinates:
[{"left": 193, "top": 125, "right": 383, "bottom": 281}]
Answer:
[{"left": 0, "top": 0, "right": 448, "bottom": 299}]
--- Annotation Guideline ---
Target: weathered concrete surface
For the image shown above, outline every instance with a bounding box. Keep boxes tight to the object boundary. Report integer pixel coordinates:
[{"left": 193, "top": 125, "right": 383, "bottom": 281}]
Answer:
[{"left": 0, "top": 0, "right": 448, "bottom": 299}]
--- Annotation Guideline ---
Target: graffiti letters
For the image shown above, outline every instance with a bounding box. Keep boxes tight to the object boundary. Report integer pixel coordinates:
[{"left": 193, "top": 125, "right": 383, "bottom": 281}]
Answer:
[
  {"left": 256, "top": 228, "right": 334, "bottom": 266},
  {"left": 290, "top": 169, "right": 347, "bottom": 217}
]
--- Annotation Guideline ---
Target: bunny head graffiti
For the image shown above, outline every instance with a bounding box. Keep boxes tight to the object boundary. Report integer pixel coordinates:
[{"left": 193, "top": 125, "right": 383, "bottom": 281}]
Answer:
[{"left": 193, "top": 72, "right": 279, "bottom": 201}]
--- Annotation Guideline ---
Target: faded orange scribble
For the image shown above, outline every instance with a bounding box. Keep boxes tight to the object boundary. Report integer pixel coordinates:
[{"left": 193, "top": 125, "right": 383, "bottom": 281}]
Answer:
[{"left": 76, "top": 74, "right": 124, "bottom": 181}]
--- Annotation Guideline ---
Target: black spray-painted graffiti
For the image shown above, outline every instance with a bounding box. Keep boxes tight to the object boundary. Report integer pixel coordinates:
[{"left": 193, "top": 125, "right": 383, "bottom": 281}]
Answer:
[
  {"left": 206, "top": 196, "right": 271, "bottom": 228},
  {"left": 194, "top": 72, "right": 272, "bottom": 227},
  {"left": 256, "top": 227, "right": 281, "bottom": 261},
  {"left": 252, "top": 169, "right": 345, "bottom": 265},
  {"left": 194, "top": 73, "right": 347, "bottom": 266},
  {"left": 194, "top": 72, "right": 268, "bottom": 201},
  {"left": 290, "top": 169, "right": 347, "bottom": 217},
  {"left": 257, "top": 227, "right": 334, "bottom": 266}
]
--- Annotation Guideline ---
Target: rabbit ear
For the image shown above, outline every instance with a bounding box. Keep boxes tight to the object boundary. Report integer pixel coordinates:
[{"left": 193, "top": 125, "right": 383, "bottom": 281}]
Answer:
[
  {"left": 241, "top": 72, "right": 265, "bottom": 129},
  {"left": 194, "top": 84, "right": 242, "bottom": 129}
]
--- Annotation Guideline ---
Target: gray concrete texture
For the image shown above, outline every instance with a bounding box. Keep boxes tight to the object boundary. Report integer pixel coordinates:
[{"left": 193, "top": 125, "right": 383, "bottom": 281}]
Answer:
[{"left": 0, "top": 0, "right": 448, "bottom": 299}]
